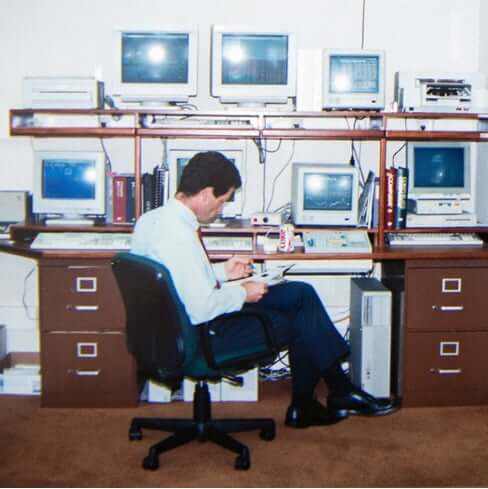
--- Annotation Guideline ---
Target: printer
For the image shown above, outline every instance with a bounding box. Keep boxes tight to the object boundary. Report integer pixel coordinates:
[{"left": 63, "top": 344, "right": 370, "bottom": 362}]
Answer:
[
  {"left": 394, "top": 71, "right": 486, "bottom": 112},
  {"left": 23, "top": 76, "right": 104, "bottom": 109}
]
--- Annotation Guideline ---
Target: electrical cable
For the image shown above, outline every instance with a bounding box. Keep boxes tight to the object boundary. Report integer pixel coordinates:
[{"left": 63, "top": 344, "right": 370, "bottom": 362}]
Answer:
[
  {"left": 265, "top": 141, "right": 296, "bottom": 212},
  {"left": 361, "top": 0, "right": 367, "bottom": 49}
]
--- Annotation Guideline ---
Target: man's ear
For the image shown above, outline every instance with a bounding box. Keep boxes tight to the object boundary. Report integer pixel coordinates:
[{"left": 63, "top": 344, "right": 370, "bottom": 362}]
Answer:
[{"left": 200, "top": 186, "right": 215, "bottom": 202}]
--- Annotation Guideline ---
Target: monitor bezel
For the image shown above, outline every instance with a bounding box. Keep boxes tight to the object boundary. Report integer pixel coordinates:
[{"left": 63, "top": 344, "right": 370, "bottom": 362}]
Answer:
[
  {"left": 113, "top": 27, "right": 198, "bottom": 104},
  {"left": 322, "top": 48, "right": 385, "bottom": 110},
  {"left": 407, "top": 141, "right": 471, "bottom": 199},
  {"left": 291, "top": 163, "right": 359, "bottom": 226},
  {"left": 33, "top": 150, "right": 106, "bottom": 217},
  {"left": 211, "top": 25, "right": 297, "bottom": 105}
]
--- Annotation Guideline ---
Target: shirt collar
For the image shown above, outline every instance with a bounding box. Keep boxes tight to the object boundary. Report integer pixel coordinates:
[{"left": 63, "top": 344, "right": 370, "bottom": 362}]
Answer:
[{"left": 168, "top": 197, "right": 200, "bottom": 232}]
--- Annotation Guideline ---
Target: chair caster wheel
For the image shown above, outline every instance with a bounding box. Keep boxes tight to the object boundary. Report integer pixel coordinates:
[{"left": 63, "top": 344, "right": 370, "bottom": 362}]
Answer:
[
  {"left": 235, "top": 447, "right": 250, "bottom": 470},
  {"left": 129, "top": 428, "right": 142, "bottom": 441},
  {"left": 142, "top": 454, "right": 159, "bottom": 471},
  {"left": 260, "top": 425, "right": 276, "bottom": 441}
]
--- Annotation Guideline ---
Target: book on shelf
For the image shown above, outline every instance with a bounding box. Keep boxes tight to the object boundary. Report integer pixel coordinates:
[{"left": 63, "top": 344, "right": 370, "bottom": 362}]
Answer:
[
  {"left": 112, "top": 174, "right": 128, "bottom": 224},
  {"left": 141, "top": 172, "right": 154, "bottom": 214},
  {"left": 358, "top": 170, "right": 376, "bottom": 228},
  {"left": 153, "top": 164, "right": 169, "bottom": 208},
  {"left": 105, "top": 172, "right": 113, "bottom": 224},
  {"left": 371, "top": 177, "right": 380, "bottom": 228},
  {"left": 394, "top": 166, "right": 409, "bottom": 229},
  {"left": 126, "top": 175, "right": 136, "bottom": 224},
  {"left": 112, "top": 173, "right": 136, "bottom": 224},
  {"left": 384, "top": 167, "right": 397, "bottom": 230}
]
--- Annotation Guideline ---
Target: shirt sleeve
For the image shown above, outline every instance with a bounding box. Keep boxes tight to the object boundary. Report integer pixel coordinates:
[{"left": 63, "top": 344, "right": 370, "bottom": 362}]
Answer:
[
  {"left": 138, "top": 227, "right": 245, "bottom": 325},
  {"left": 212, "top": 262, "right": 228, "bottom": 283}
]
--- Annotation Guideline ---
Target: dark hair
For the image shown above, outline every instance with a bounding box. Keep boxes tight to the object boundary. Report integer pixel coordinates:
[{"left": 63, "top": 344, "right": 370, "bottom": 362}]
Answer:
[{"left": 177, "top": 151, "right": 242, "bottom": 197}]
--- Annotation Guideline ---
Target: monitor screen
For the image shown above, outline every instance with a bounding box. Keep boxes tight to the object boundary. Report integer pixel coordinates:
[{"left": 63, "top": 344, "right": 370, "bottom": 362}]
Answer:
[
  {"left": 121, "top": 32, "right": 190, "bottom": 84},
  {"left": 303, "top": 173, "right": 354, "bottom": 211},
  {"left": 413, "top": 147, "right": 465, "bottom": 188},
  {"left": 33, "top": 151, "right": 106, "bottom": 220},
  {"left": 407, "top": 142, "right": 471, "bottom": 199},
  {"left": 292, "top": 163, "right": 359, "bottom": 226},
  {"left": 322, "top": 49, "right": 385, "bottom": 110},
  {"left": 211, "top": 26, "right": 296, "bottom": 105},
  {"left": 329, "top": 54, "right": 380, "bottom": 94},
  {"left": 42, "top": 160, "right": 97, "bottom": 200},
  {"left": 115, "top": 28, "right": 198, "bottom": 104},
  {"left": 221, "top": 33, "right": 289, "bottom": 86}
]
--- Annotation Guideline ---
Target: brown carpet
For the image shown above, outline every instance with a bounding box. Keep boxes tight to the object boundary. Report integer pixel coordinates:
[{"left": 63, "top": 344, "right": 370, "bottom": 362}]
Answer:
[{"left": 1, "top": 380, "right": 488, "bottom": 488}]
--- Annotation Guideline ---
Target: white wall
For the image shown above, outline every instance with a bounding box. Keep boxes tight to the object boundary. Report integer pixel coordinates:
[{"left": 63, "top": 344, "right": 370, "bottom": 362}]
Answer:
[{"left": 0, "top": 0, "right": 485, "bottom": 351}]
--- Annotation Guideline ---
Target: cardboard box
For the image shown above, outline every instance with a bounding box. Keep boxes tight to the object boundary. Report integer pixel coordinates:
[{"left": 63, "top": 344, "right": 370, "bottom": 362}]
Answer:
[{"left": 0, "top": 352, "right": 41, "bottom": 395}]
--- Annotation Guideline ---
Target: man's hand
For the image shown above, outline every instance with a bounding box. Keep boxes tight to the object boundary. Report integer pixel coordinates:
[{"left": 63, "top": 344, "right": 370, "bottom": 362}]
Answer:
[
  {"left": 224, "top": 255, "right": 253, "bottom": 281},
  {"left": 242, "top": 281, "right": 268, "bottom": 303}
]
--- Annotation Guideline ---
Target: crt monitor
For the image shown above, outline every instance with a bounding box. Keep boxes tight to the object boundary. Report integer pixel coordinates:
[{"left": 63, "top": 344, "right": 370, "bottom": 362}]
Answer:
[
  {"left": 168, "top": 147, "right": 244, "bottom": 218},
  {"left": 407, "top": 142, "right": 472, "bottom": 202},
  {"left": 114, "top": 28, "right": 198, "bottom": 105},
  {"left": 33, "top": 151, "right": 106, "bottom": 224},
  {"left": 211, "top": 25, "right": 297, "bottom": 106},
  {"left": 322, "top": 49, "right": 385, "bottom": 110},
  {"left": 291, "top": 163, "right": 359, "bottom": 226}
]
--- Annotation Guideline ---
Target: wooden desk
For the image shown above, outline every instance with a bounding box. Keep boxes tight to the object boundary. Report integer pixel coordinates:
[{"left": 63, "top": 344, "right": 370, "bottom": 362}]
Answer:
[{"left": 2, "top": 226, "right": 488, "bottom": 408}]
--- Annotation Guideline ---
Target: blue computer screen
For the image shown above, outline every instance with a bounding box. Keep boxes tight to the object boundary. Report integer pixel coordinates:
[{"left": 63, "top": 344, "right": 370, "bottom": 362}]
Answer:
[
  {"left": 303, "top": 173, "right": 353, "bottom": 211},
  {"left": 42, "top": 160, "right": 96, "bottom": 199},
  {"left": 122, "top": 32, "right": 189, "bottom": 84},
  {"left": 221, "top": 34, "right": 288, "bottom": 85},
  {"left": 414, "top": 147, "right": 465, "bottom": 188},
  {"left": 329, "top": 55, "right": 379, "bottom": 94}
]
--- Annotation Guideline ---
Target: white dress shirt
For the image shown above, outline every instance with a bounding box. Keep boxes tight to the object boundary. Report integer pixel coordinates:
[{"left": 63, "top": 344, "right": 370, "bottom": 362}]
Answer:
[{"left": 130, "top": 198, "right": 246, "bottom": 325}]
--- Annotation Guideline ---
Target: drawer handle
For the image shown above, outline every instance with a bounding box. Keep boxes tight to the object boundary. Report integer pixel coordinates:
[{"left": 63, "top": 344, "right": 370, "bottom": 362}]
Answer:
[
  {"left": 432, "top": 305, "right": 464, "bottom": 312},
  {"left": 441, "top": 278, "right": 462, "bottom": 293},
  {"left": 77, "top": 342, "right": 98, "bottom": 358},
  {"left": 76, "top": 277, "right": 97, "bottom": 293},
  {"left": 66, "top": 305, "right": 100, "bottom": 312},
  {"left": 75, "top": 369, "right": 101, "bottom": 376},
  {"left": 429, "top": 368, "right": 462, "bottom": 375}
]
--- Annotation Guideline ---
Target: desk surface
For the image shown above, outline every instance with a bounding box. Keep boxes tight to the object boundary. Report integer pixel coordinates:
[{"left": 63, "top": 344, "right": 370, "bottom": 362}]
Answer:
[{"left": 2, "top": 237, "right": 488, "bottom": 262}]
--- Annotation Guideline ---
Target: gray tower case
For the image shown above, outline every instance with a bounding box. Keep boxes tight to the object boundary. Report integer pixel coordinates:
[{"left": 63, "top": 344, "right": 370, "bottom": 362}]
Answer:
[{"left": 350, "top": 277, "right": 392, "bottom": 398}]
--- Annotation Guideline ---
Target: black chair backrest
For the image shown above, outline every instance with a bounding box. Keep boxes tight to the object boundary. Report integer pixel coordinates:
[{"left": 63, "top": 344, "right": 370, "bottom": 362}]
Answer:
[{"left": 112, "top": 252, "right": 198, "bottom": 382}]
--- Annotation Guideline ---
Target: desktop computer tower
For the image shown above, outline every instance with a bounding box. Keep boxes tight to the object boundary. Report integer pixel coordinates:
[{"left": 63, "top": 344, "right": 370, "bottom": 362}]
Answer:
[{"left": 349, "top": 278, "right": 392, "bottom": 398}]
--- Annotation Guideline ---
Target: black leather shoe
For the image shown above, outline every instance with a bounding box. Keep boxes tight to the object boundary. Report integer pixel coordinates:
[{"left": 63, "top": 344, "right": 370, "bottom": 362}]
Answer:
[
  {"left": 285, "top": 399, "right": 347, "bottom": 429},
  {"left": 327, "top": 388, "right": 399, "bottom": 417}
]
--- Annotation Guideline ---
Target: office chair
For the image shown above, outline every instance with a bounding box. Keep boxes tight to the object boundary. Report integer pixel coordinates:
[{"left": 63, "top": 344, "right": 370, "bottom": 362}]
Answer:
[{"left": 112, "top": 252, "right": 277, "bottom": 471}]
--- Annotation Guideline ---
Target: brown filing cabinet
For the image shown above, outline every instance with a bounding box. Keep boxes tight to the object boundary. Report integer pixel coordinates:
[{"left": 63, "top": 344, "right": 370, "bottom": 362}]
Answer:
[
  {"left": 403, "top": 259, "right": 488, "bottom": 406},
  {"left": 39, "top": 258, "right": 138, "bottom": 407}
]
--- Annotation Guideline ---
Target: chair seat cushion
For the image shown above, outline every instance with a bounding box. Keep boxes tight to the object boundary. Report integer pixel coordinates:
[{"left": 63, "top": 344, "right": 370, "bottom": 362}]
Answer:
[{"left": 203, "top": 311, "right": 277, "bottom": 370}]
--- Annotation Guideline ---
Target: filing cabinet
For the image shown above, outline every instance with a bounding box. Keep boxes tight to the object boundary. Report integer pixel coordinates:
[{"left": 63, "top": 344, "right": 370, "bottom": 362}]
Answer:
[
  {"left": 403, "top": 259, "right": 488, "bottom": 406},
  {"left": 39, "top": 258, "right": 138, "bottom": 407}
]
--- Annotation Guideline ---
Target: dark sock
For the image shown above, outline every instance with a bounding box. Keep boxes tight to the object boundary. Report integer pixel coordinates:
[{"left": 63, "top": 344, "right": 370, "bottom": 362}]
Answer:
[{"left": 322, "top": 361, "right": 355, "bottom": 396}]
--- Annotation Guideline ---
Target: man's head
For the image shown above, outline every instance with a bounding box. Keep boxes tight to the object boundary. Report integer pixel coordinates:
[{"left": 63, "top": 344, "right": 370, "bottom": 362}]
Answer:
[{"left": 176, "top": 151, "right": 242, "bottom": 224}]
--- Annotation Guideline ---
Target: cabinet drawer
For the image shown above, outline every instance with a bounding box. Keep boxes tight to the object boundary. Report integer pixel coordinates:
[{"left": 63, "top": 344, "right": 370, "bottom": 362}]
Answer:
[
  {"left": 39, "top": 264, "right": 125, "bottom": 331},
  {"left": 403, "top": 331, "right": 488, "bottom": 406},
  {"left": 40, "top": 332, "right": 137, "bottom": 407},
  {"left": 406, "top": 267, "right": 488, "bottom": 331}
]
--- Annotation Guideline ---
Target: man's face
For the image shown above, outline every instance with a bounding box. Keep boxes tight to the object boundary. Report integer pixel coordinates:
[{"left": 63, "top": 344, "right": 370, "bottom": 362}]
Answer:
[{"left": 198, "top": 187, "right": 235, "bottom": 223}]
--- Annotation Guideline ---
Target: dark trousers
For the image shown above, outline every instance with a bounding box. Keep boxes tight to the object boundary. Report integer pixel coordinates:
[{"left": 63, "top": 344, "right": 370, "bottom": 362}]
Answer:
[{"left": 209, "top": 281, "right": 350, "bottom": 398}]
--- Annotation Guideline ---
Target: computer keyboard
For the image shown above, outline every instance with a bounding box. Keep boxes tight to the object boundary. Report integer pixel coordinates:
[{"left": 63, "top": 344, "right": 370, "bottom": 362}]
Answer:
[
  {"left": 30, "top": 232, "right": 132, "bottom": 250},
  {"left": 388, "top": 232, "right": 483, "bottom": 246},
  {"left": 202, "top": 235, "right": 254, "bottom": 252},
  {"left": 302, "top": 230, "right": 372, "bottom": 254}
]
